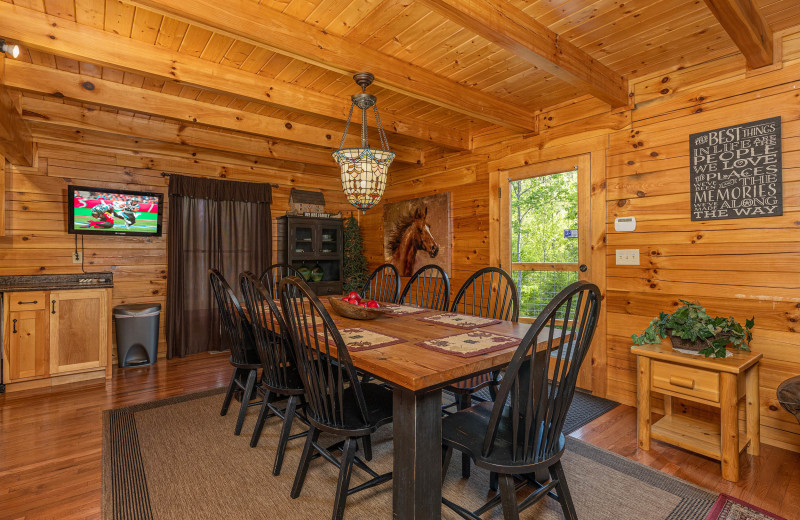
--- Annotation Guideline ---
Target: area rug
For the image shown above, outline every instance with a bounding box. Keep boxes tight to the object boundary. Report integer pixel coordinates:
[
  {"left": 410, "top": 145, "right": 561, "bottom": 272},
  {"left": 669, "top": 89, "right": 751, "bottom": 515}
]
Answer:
[
  {"left": 102, "top": 389, "right": 738, "bottom": 520},
  {"left": 705, "top": 494, "right": 787, "bottom": 520}
]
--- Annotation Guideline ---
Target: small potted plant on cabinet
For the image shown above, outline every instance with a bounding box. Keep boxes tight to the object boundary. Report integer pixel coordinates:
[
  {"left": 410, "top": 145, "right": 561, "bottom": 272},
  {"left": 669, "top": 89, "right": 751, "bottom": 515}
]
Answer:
[{"left": 632, "top": 300, "right": 754, "bottom": 358}]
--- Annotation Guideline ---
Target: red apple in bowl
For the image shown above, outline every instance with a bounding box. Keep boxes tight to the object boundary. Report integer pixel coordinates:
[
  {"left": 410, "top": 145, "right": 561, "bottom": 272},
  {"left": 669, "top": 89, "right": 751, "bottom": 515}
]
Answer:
[
  {"left": 366, "top": 300, "right": 380, "bottom": 309},
  {"left": 347, "top": 291, "right": 361, "bottom": 302}
]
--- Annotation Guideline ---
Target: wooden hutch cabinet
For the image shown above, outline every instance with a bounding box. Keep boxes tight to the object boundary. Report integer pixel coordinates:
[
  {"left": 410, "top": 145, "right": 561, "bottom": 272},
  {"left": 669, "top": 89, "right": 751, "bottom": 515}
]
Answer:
[{"left": 276, "top": 216, "right": 344, "bottom": 296}]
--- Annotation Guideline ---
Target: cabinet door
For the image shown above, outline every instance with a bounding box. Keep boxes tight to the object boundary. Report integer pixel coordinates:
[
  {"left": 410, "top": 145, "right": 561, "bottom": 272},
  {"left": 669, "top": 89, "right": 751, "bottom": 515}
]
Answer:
[
  {"left": 50, "top": 289, "right": 108, "bottom": 375},
  {"left": 318, "top": 222, "right": 342, "bottom": 258},
  {"left": 288, "top": 220, "right": 317, "bottom": 258},
  {"left": 5, "top": 308, "right": 49, "bottom": 381}
]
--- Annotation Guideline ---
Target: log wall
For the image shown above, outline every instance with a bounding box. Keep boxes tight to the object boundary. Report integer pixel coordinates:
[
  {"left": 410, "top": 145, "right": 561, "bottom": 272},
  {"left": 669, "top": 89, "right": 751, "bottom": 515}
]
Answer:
[
  {"left": 1, "top": 131, "right": 351, "bottom": 359},
  {"left": 361, "top": 31, "right": 800, "bottom": 452}
]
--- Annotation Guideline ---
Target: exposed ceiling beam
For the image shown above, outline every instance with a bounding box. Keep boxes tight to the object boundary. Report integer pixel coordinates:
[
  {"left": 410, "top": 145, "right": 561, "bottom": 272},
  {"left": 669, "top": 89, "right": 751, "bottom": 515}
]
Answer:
[
  {"left": 0, "top": 57, "right": 34, "bottom": 166},
  {"left": 418, "top": 0, "right": 629, "bottom": 108},
  {"left": 21, "top": 98, "right": 341, "bottom": 172},
  {"left": 3, "top": 61, "right": 423, "bottom": 165},
  {"left": 0, "top": 2, "right": 468, "bottom": 152},
  {"left": 703, "top": 0, "right": 773, "bottom": 69},
  {"left": 124, "top": 0, "right": 538, "bottom": 132}
]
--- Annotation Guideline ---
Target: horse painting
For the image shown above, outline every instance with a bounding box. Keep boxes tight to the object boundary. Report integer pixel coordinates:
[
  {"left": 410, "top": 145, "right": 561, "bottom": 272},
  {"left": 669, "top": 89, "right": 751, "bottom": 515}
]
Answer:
[{"left": 387, "top": 206, "right": 440, "bottom": 276}]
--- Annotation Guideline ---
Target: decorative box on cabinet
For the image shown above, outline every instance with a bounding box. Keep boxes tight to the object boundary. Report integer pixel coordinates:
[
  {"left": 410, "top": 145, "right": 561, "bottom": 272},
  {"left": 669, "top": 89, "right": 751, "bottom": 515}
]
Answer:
[{"left": 276, "top": 215, "right": 344, "bottom": 296}]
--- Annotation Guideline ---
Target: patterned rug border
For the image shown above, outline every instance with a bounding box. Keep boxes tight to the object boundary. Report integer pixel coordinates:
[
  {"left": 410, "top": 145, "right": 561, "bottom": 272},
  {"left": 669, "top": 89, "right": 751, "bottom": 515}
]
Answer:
[
  {"left": 102, "top": 388, "right": 227, "bottom": 520},
  {"left": 103, "top": 388, "right": 723, "bottom": 520},
  {"left": 704, "top": 493, "right": 788, "bottom": 520}
]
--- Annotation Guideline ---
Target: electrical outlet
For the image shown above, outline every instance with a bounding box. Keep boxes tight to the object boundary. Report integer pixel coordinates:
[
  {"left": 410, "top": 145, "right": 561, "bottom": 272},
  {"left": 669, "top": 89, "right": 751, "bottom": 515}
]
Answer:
[
  {"left": 615, "top": 249, "right": 639, "bottom": 265},
  {"left": 72, "top": 251, "right": 83, "bottom": 264}
]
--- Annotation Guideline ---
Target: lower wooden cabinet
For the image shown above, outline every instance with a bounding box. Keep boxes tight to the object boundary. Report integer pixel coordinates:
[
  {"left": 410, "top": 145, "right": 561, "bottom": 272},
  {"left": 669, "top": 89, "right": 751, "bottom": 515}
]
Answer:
[{"left": 3, "top": 288, "right": 111, "bottom": 389}]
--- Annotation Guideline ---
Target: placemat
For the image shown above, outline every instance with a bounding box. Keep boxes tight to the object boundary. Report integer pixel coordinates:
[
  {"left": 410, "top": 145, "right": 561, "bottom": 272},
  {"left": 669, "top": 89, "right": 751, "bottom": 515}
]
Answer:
[
  {"left": 381, "top": 303, "right": 431, "bottom": 316},
  {"left": 417, "top": 312, "right": 501, "bottom": 329},
  {"left": 417, "top": 330, "right": 520, "bottom": 358},
  {"left": 317, "top": 327, "right": 405, "bottom": 352}
]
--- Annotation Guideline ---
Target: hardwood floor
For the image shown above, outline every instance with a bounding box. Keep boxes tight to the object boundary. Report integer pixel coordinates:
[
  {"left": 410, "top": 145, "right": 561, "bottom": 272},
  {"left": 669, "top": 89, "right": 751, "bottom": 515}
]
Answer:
[{"left": 1, "top": 352, "right": 798, "bottom": 520}]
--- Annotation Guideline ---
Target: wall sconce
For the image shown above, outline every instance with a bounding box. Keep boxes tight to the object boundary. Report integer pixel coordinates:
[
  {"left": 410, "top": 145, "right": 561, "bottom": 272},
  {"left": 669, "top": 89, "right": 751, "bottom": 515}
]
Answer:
[{"left": 0, "top": 39, "right": 20, "bottom": 59}]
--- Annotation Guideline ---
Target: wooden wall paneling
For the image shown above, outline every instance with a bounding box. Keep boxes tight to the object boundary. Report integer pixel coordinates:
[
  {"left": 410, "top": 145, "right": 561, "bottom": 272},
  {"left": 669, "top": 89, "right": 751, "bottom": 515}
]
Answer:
[{"left": 0, "top": 56, "right": 35, "bottom": 167}]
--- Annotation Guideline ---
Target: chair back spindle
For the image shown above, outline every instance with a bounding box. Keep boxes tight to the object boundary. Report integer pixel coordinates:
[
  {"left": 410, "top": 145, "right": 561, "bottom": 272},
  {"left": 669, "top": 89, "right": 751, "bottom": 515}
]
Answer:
[
  {"left": 483, "top": 281, "right": 601, "bottom": 463},
  {"left": 240, "top": 271, "right": 297, "bottom": 391},
  {"left": 261, "top": 263, "right": 302, "bottom": 300},
  {"left": 360, "top": 263, "right": 401, "bottom": 303},
  {"left": 399, "top": 264, "right": 450, "bottom": 311},
  {"left": 451, "top": 267, "right": 519, "bottom": 322},
  {"left": 209, "top": 268, "right": 252, "bottom": 365},
  {"left": 280, "top": 276, "right": 372, "bottom": 432}
]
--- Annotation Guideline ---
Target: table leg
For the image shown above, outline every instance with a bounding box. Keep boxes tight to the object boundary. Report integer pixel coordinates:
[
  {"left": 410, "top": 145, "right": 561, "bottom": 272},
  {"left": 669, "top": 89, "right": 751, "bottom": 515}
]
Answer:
[
  {"left": 637, "top": 357, "right": 651, "bottom": 450},
  {"left": 746, "top": 364, "right": 760, "bottom": 456},
  {"left": 720, "top": 372, "right": 740, "bottom": 482},
  {"left": 392, "top": 387, "right": 442, "bottom": 519}
]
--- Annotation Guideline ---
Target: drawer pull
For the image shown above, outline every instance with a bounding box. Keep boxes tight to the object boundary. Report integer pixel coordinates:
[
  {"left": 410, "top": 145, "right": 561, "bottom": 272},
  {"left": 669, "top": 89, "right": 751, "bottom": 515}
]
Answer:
[
  {"left": 669, "top": 375, "right": 695, "bottom": 389},
  {"left": 52, "top": 300, "right": 56, "bottom": 314},
  {"left": 17, "top": 300, "right": 38, "bottom": 305}
]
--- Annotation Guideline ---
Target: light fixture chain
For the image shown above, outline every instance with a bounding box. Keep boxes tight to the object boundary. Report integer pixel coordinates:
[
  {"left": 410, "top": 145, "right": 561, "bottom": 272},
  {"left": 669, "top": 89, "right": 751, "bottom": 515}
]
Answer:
[
  {"left": 338, "top": 103, "right": 355, "bottom": 150},
  {"left": 361, "top": 105, "right": 369, "bottom": 149},
  {"left": 373, "top": 104, "right": 391, "bottom": 152}
]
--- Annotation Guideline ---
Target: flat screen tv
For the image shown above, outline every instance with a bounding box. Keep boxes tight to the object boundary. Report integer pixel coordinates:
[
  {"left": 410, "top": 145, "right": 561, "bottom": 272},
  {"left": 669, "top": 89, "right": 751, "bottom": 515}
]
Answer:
[{"left": 68, "top": 185, "right": 164, "bottom": 237}]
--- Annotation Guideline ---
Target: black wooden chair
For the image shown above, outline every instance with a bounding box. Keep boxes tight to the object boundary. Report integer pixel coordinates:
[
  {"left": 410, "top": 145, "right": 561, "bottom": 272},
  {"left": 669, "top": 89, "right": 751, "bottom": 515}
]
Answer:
[
  {"left": 280, "top": 276, "right": 393, "bottom": 520},
  {"left": 399, "top": 264, "right": 450, "bottom": 311},
  {"left": 239, "top": 271, "right": 310, "bottom": 475},
  {"left": 360, "top": 263, "right": 401, "bottom": 303},
  {"left": 260, "top": 263, "right": 302, "bottom": 300},
  {"left": 441, "top": 281, "right": 601, "bottom": 520},
  {"left": 444, "top": 267, "right": 520, "bottom": 480},
  {"left": 209, "top": 268, "right": 262, "bottom": 436}
]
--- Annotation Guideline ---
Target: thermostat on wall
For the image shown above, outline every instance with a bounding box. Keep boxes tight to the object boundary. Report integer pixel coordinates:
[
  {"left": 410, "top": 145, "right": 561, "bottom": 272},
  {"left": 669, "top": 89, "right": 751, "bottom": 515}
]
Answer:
[{"left": 614, "top": 217, "right": 636, "bottom": 232}]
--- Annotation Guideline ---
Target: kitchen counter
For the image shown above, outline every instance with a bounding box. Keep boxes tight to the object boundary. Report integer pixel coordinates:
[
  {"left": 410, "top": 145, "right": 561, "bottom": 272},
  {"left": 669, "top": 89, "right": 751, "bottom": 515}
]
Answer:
[{"left": 0, "top": 272, "right": 114, "bottom": 292}]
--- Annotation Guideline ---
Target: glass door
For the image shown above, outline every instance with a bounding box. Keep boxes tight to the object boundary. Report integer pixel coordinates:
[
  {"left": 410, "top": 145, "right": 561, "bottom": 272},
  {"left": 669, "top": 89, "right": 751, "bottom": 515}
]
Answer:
[{"left": 499, "top": 154, "right": 592, "bottom": 387}]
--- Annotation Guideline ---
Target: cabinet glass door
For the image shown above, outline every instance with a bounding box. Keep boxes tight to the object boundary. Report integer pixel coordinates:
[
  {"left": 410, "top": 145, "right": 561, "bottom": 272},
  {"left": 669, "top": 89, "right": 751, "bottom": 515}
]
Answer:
[
  {"left": 319, "top": 226, "right": 340, "bottom": 255},
  {"left": 293, "top": 225, "right": 315, "bottom": 255}
]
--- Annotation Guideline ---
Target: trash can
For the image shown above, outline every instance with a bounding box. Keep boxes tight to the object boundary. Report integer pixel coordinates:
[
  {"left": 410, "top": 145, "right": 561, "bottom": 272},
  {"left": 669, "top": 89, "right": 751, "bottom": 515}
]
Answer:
[{"left": 114, "top": 303, "right": 161, "bottom": 368}]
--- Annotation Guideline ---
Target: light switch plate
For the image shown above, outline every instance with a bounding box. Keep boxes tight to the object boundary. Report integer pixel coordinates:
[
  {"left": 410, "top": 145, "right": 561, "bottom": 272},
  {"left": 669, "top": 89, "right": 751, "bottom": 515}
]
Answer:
[
  {"left": 72, "top": 251, "right": 82, "bottom": 264},
  {"left": 615, "top": 249, "right": 639, "bottom": 265}
]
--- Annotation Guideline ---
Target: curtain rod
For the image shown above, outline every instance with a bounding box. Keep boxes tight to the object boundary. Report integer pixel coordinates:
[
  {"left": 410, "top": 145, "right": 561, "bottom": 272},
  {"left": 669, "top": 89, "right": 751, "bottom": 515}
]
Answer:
[{"left": 161, "top": 171, "right": 279, "bottom": 188}]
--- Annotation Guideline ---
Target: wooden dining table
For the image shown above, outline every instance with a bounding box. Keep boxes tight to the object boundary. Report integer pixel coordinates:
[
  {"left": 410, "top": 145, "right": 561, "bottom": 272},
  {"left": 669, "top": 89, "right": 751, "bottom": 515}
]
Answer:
[{"left": 314, "top": 298, "right": 552, "bottom": 520}]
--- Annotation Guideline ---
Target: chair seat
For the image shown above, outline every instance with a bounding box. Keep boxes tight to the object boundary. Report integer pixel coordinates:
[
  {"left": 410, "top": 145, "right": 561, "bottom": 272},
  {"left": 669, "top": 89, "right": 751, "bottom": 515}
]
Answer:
[
  {"left": 442, "top": 401, "right": 565, "bottom": 472},
  {"left": 446, "top": 372, "right": 498, "bottom": 394},
  {"left": 313, "top": 382, "right": 392, "bottom": 433},
  {"left": 231, "top": 346, "right": 262, "bottom": 368},
  {"left": 262, "top": 364, "right": 306, "bottom": 395}
]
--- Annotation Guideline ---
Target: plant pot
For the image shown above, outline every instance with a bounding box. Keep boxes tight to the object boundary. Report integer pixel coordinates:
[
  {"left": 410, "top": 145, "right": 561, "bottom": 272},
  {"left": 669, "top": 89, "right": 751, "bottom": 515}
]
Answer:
[{"left": 667, "top": 330, "right": 710, "bottom": 352}]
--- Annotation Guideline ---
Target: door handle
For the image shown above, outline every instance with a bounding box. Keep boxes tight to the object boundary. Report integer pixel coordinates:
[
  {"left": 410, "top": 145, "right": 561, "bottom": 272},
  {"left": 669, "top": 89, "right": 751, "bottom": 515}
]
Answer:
[
  {"left": 579, "top": 264, "right": 588, "bottom": 272},
  {"left": 17, "top": 300, "right": 38, "bottom": 305},
  {"left": 12, "top": 319, "right": 17, "bottom": 333},
  {"left": 52, "top": 300, "right": 56, "bottom": 314}
]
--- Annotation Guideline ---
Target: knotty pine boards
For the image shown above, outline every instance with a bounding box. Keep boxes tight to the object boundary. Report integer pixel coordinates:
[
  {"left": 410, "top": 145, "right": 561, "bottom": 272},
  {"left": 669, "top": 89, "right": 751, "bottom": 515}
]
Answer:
[
  {"left": 361, "top": 31, "right": 800, "bottom": 453},
  {"left": 1, "top": 133, "right": 352, "bottom": 360}
]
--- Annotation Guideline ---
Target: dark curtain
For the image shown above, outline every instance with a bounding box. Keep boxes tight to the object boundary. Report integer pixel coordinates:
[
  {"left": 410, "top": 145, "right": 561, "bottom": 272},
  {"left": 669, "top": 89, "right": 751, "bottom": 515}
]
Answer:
[{"left": 166, "top": 175, "right": 272, "bottom": 358}]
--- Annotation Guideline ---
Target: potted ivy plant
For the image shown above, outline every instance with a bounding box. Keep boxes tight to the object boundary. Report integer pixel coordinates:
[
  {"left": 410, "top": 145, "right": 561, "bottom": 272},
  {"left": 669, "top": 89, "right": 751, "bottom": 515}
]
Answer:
[{"left": 631, "top": 300, "right": 753, "bottom": 358}]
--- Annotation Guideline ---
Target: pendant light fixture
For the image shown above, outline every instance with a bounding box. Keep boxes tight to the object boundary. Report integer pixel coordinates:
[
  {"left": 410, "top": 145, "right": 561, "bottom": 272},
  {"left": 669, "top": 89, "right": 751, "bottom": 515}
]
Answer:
[{"left": 332, "top": 73, "right": 395, "bottom": 212}]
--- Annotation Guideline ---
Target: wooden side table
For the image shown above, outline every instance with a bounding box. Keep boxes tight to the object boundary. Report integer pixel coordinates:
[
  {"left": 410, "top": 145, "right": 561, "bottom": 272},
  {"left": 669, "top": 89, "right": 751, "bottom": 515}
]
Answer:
[{"left": 632, "top": 344, "right": 762, "bottom": 482}]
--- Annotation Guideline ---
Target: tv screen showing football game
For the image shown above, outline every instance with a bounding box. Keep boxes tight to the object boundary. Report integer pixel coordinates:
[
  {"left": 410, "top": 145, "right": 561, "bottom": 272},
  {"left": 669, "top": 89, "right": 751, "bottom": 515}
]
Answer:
[{"left": 68, "top": 185, "right": 164, "bottom": 237}]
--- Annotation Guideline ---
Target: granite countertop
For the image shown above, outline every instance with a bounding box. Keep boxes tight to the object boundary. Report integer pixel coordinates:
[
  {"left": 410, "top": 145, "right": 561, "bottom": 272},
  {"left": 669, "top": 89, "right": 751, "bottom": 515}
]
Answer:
[{"left": 0, "top": 272, "right": 114, "bottom": 292}]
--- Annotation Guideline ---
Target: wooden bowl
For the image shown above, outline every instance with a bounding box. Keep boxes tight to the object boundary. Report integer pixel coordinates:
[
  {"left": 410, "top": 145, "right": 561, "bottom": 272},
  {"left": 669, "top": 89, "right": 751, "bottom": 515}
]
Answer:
[{"left": 328, "top": 297, "right": 387, "bottom": 320}]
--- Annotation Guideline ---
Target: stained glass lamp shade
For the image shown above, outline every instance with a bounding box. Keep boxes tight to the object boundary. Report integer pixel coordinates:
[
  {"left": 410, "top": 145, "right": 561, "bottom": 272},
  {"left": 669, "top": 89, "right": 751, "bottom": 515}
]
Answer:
[{"left": 332, "top": 73, "right": 395, "bottom": 212}]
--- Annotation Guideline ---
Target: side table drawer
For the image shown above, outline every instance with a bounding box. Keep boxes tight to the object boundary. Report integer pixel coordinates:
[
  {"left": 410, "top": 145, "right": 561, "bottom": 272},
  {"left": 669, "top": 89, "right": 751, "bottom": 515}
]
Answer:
[{"left": 652, "top": 361, "right": 720, "bottom": 403}]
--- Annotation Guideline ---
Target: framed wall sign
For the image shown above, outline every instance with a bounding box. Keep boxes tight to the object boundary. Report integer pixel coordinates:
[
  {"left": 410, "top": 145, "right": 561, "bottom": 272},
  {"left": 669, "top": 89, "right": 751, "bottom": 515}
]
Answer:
[{"left": 690, "top": 116, "right": 782, "bottom": 221}]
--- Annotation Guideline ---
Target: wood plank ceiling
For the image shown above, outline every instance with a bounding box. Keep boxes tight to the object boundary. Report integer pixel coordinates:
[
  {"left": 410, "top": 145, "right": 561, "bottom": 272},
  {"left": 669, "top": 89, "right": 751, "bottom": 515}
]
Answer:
[{"left": 1, "top": 0, "right": 800, "bottom": 169}]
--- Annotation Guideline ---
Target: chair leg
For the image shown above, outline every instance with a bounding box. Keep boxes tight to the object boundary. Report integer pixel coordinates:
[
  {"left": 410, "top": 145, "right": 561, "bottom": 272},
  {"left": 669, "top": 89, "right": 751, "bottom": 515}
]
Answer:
[
  {"left": 291, "top": 427, "right": 320, "bottom": 499},
  {"left": 234, "top": 369, "right": 257, "bottom": 435},
  {"left": 273, "top": 395, "right": 299, "bottom": 476},
  {"left": 441, "top": 446, "right": 453, "bottom": 485},
  {"left": 459, "top": 394, "right": 472, "bottom": 479},
  {"left": 332, "top": 438, "right": 357, "bottom": 520},
  {"left": 360, "top": 435, "right": 373, "bottom": 461},
  {"left": 249, "top": 390, "right": 272, "bottom": 448},
  {"left": 498, "top": 473, "right": 521, "bottom": 520},
  {"left": 489, "top": 471, "right": 499, "bottom": 491},
  {"left": 550, "top": 460, "right": 578, "bottom": 520},
  {"left": 220, "top": 368, "right": 239, "bottom": 416}
]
